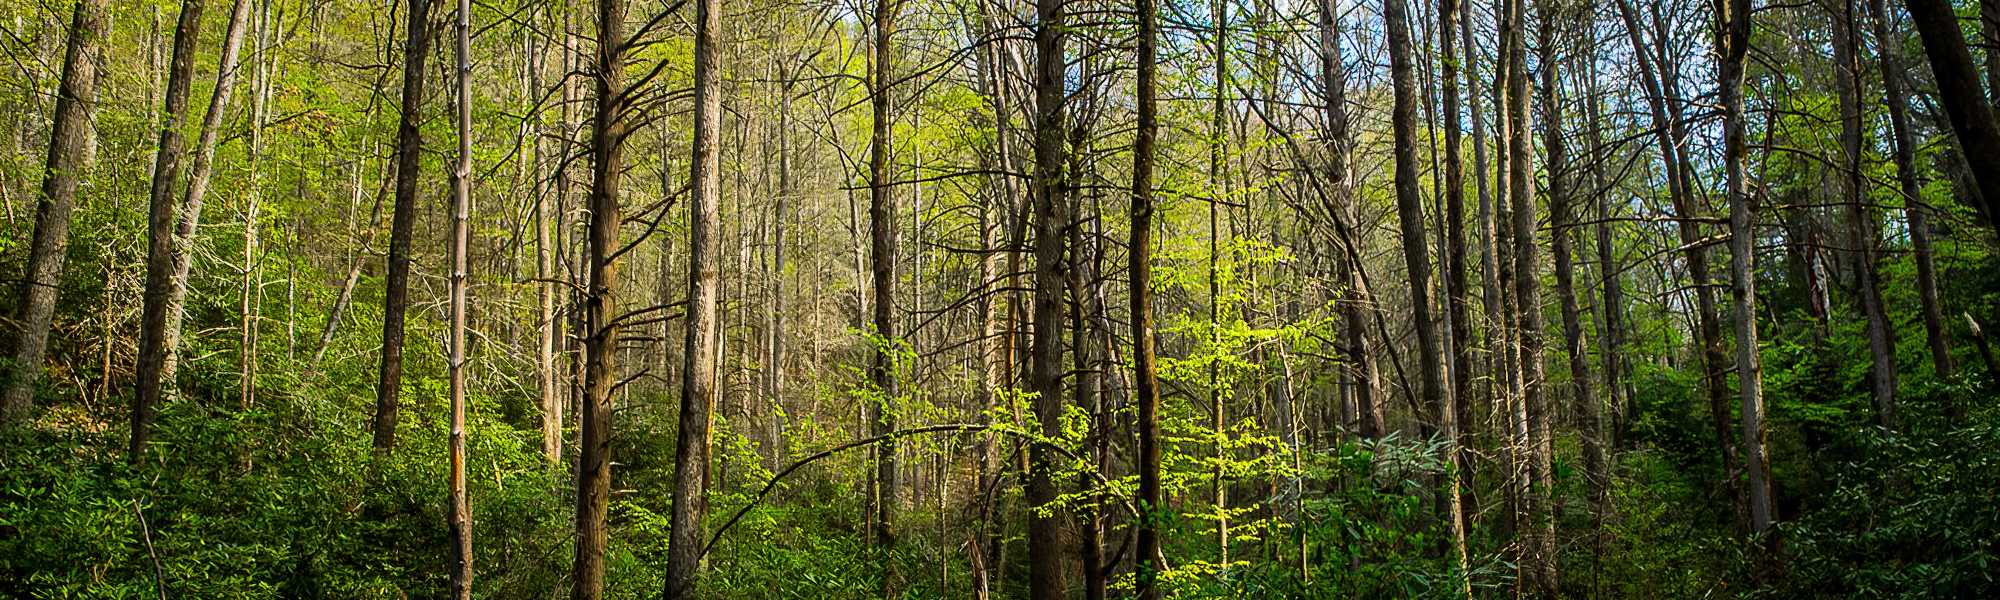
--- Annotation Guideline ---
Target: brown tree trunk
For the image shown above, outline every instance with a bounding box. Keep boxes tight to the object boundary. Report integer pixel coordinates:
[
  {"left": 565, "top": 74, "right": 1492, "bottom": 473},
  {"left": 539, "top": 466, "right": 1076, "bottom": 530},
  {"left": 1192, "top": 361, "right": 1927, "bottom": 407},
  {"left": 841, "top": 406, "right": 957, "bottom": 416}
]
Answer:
[
  {"left": 372, "top": 0, "right": 433, "bottom": 451},
  {"left": 1027, "top": 0, "right": 1073, "bottom": 589},
  {"left": 867, "top": 0, "right": 900, "bottom": 564},
  {"left": 1906, "top": 0, "right": 2000, "bottom": 231},
  {"left": 1509, "top": 0, "right": 1555, "bottom": 590},
  {"left": 665, "top": 0, "right": 722, "bottom": 592},
  {"left": 573, "top": 0, "right": 629, "bottom": 594},
  {"left": 1385, "top": 0, "right": 1471, "bottom": 592},
  {"left": 130, "top": 0, "right": 202, "bottom": 458},
  {"left": 1542, "top": 8, "right": 1607, "bottom": 586},
  {"left": 1131, "top": 0, "right": 1162, "bottom": 590},
  {"left": 446, "top": 0, "right": 474, "bottom": 592},
  {"left": 2, "top": 0, "right": 108, "bottom": 422}
]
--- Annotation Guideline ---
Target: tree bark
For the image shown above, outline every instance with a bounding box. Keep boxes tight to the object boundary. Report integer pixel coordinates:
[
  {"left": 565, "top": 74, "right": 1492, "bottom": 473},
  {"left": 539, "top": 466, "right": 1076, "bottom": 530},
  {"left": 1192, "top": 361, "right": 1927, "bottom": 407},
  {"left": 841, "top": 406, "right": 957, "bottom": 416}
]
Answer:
[
  {"left": 1027, "top": 0, "right": 1072, "bottom": 590},
  {"left": 130, "top": 0, "right": 203, "bottom": 458},
  {"left": 1131, "top": 0, "right": 1161, "bottom": 592},
  {"left": 1508, "top": 0, "right": 1555, "bottom": 590},
  {"left": 446, "top": 0, "right": 474, "bottom": 592},
  {"left": 867, "top": 0, "right": 901, "bottom": 562},
  {"left": 573, "top": 0, "right": 629, "bottom": 593},
  {"left": 373, "top": 0, "right": 434, "bottom": 451},
  {"left": 1385, "top": 0, "right": 1471, "bottom": 592},
  {"left": 665, "top": 0, "right": 722, "bottom": 592},
  {"left": 1718, "top": 0, "right": 1775, "bottom": 539},
  {"left": 1906, "top": 0, "right": 2000, "bottom": 231},
  {"left": 2, "top": 0, "right": 108, "bottom": 422},
  {"left": 1834, "top": 0, "right": 1899, "bottom": 429},
  {"left": 1867, "top": 0, "right": 1952, "bottom": 383}
]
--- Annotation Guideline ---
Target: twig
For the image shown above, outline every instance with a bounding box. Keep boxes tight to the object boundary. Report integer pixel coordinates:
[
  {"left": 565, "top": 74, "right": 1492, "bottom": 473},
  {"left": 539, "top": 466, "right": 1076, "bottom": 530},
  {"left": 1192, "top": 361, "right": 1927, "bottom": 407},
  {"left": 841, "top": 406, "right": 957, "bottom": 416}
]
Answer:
[{"left": 133, "top": 500, "right": 166, "bottom": 600}]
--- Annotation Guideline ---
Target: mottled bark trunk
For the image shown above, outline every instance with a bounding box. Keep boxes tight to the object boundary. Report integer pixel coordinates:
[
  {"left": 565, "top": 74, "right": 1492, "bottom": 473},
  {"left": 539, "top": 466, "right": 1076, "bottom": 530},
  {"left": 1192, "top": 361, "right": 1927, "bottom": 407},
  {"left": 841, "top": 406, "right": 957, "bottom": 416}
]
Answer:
[
  {"left": 1718, "top": 0, "right": 1775, "bottom": 539},
  {"left": 665, "top": 0, "right": 722, "bottom": 593},
  {"left": 867, "top": 0, "right": 900, "bottom": 561},
  {"left": 132, "top": 0, "right": 203, "bottom": 458},
  {"left": 574, "top": 0, "right": 628, "bottom": 594},
  {"left": 446, "top": 0, "right": 474, "bottom": 592},
  {"left": 2, "top": 0, "right": 107, "bottom": 422},
  {"left": 1131, "top": 0, "right": 1161, "bottom": 591}
]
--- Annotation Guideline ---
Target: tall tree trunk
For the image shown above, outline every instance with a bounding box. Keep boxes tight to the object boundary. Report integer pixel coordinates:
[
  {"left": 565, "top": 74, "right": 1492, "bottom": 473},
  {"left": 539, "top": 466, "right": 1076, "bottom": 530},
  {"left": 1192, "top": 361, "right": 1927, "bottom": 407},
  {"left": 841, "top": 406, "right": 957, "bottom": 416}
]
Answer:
[
  {"left": 1318, "top": 0, "right": 1378, "bottom": 441},
  {"left": 1385, "top": 0, "right": 1471, "bottom": 592},
  {"left": 238, "top": 0, "right": 273, "bottom": 412},
  {"left": 867, "top": 0, "right": 901, "bottom": 564},
  {"left": 1027, "top": 0, "right": 1073, "bottom": 589},
  {"left": 446, "top": 0, "right": 475, "bottom": 593},
  {"left": 1867, "top": 0, "right": 1952, "bottom": 383},
  {"left": 1207, "top": 0, "right": 1230, "bottom": 569},
  {"left": 1507, "top": 0, "right": 1554, "bottom": 590},
  {"left": 1439, "top": 0, "right": 1475, "bottom": 477},
  {"left": 1131, "top": 0, "right": 1162, "bottom": 590},
  {"left": 665, "top": 0, "right": 722, "bottom": 592},
  {"left": 373, "top": 0, "right": 434, "bottom": 451},
  {"left": 573, "top": 0, "right": 629, "bottom": 592},
  {"left": 1, "top": 0, "right": 108, "bottom": 422},
  {"left": 1835, "top": 0, "right": 1899, "bottom": 428},
  {"left": 1906, "top": 0, "right": 2000, "bottom": 231},
  {"left": 526, "top": 1, "right": 562, "bottom": 463},
  {"left": 1718, "top": 0, "right": 1775, "bottom": 541},
  {"left": 1541, "top": 7, "right": 1607, "bottom": 586},
  {"left": 1612, "top": 0, "right": 1738, "bottom": 499}
]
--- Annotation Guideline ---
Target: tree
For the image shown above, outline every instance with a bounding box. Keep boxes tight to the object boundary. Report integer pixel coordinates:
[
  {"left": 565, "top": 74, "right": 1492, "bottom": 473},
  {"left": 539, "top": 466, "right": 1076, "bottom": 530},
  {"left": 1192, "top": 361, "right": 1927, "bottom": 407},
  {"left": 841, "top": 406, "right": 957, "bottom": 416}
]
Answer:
[
  {"left": 867, "top": 0, "right": 901, "bottom": 558},
  {"left": 665, "top": 0, "right": 724, "bottom": 593},
  {"left": 1131, "top": 0, "right": 1162, "bottom": 592},
  {"left": 1867, "top": 0, "right": 1952, "bottom": 382},
  {"left": 373, "top": 0, "right": 435, "bottom": 451},
  {"left": 447, "top": 0, "right": 475, "bottom": 592},
  {"left": 2, "top": 0, "right": 108, "bottom": 422},
  {"left": 1027, "top": 0, "right": 1073, "bottom": 590},
  {"left": 1385, "top": 0, "right": 1471, "bottom": 591},
  {"left": 1834, "top": 0, "right": 1898, "bottom": 428},
  {"left": 573, "top": 0, "right": 632, "bottom": 592},
  {"left": 1905, "top": 0, "right": 2000, "bottom": 231},
  {"left": 1718, "top": 0, "right": 1775, "bottom": 540}
]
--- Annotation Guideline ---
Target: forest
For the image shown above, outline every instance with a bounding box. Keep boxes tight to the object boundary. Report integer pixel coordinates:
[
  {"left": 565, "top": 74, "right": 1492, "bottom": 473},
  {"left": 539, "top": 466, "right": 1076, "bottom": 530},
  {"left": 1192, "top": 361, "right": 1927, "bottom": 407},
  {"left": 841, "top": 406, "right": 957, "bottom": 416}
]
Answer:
[{"left": 1, "top": 0, "right": 1998, "bottom": 593}]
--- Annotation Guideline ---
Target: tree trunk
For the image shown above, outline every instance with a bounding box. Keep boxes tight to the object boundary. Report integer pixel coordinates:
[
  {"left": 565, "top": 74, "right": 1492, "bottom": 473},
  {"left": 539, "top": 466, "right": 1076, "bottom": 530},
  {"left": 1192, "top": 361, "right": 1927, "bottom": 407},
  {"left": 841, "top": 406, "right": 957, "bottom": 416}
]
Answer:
[
  {"left": 447, "top": 0, "right": 475, "bottom": 592},
  {"left": 2, "top": 0, "right": 108, "bottom": 422},
  {"left": 1541, "top": 8, "right": 1608, "bottom": 586},
  {"left": 1867, "top": 0, "right": 1952, "bottom": 383},
  {"left": 1906, "top": 0, "right": 2000, "bottom": 231},
  {"left": 573, "top": 0, "right": 629, "bottom": 593},
  {"left": 665, "top": 0, "right": 722, "bottom": 592},
  {"left": 867, "top": 0, "right": 900, "bottom": 564},
  {"left": 373, "top": 0, "right": 433, "bottom": 451},
  {"left": 1385, "top": 0, "right": 1471, "bottom": 592},
  {"left": 131, "top": 0, "right": 204, "bottom": 458},
  {"left": 1131, "top": 0, "right": 1162, "bottom": 590},
  {"left": 1612, "top": 0, "right": 1738, "bottom": 501},
  {"left": 1027, "top": 0, "right": 1072, "bottom": 589},
  {"left": 1439, "top": 0, "right": 1475, "bottom": 482},
  {"left": 1834, "top": 0, "right": 1899, "bottom": 429},
  {"left": 1718, "top": 0, "right": 1775, "bottom": 540},
  {"left": 1508, "top": 0, "right": 1554, "bottom": 590}
]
